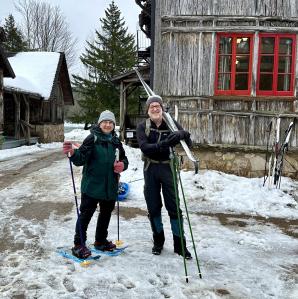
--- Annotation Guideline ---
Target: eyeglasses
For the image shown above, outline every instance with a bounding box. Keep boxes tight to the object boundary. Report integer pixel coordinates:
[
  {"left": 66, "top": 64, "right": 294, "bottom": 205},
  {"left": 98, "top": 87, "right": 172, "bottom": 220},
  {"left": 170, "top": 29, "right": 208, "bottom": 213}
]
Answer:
[
  {"left": 100, "top": 120, "right": 114, "bottom": 126},
  {"left": 149, "top": 104, "right": 161, "bottom": 110}
]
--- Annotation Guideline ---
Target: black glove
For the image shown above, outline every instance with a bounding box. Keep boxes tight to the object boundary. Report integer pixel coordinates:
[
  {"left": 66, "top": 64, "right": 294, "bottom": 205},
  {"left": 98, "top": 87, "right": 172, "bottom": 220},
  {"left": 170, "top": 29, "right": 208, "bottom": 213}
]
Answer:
[
  {"left": 158, "top": 130, "right": 191, "bottom": 149},
  {"left": 169, "top": 130, "right": 190, "bottom": 142},
  {"left": 166, "top": 131, "right": 182, "bottom": 147},
  {"left": 180, "top": 130, "right": 190, "bottom": 140}
]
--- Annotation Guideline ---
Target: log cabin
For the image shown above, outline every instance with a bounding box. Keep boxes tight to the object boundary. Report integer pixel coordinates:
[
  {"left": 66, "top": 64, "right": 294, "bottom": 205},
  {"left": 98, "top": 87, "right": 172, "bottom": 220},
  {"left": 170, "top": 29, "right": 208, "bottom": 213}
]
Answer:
[{"left": 2, "top": 51, "right": 73, "bottom": 148}]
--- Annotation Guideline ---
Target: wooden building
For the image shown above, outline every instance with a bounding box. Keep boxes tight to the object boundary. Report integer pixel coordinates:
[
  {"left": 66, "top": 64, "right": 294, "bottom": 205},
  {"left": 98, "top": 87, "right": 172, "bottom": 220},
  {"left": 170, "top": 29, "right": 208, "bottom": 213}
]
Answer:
[
  {"left": 0, "top": 45, "right": 15, "bottom": 147},
  {"left": 2, "top": 51, "right": 73, "bottom": 147},
  {"left": 117, "top": 0, "right": 298, "bottom": 178}
]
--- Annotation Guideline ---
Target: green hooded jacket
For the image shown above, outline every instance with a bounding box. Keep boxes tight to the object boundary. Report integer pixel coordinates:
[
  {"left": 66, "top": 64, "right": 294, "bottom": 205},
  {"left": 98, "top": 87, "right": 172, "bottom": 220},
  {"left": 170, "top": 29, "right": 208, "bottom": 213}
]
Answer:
[{"left": 70, "top": 126, "right": 128, "bottom": 200}]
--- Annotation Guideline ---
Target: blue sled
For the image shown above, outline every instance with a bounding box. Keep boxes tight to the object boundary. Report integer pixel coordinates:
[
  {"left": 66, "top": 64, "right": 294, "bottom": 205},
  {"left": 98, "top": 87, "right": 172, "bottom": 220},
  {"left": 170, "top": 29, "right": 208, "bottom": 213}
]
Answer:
[
  {"left": 118, "top": 182, "right": 130, "bottom": 201},
  {"left": 57, "top": 246, "right": 101, "bottom": 264}
]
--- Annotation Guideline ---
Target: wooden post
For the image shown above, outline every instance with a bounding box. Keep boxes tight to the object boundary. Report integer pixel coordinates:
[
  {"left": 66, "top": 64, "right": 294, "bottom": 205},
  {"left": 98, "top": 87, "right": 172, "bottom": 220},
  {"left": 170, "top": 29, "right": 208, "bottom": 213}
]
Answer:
[
  {"left": 249, "top": 100, "right": 256, "bottom": 145},
  {"left": 23, "top": 95, "right": 31, "bottom": 144},
  {"left": 208, "top": 98, "right": 214, "bottom": 143},
  {"left": 251, "top": 31, "right": 259, "bottom": 96},
  {"left": 13, "top": 93, "right": 20, "bottom": 139},
  {"left": 0, "top": 69, "right": 3, "bottom": 137},
  {"left": 119, "top": 81, "right": 124, "bottom": 140},
  {"left": 123, "top": 85, "right": 127, "bottom": 140},
  {"left": 51, "top": 98, "right": 56, "bottom": 123}
]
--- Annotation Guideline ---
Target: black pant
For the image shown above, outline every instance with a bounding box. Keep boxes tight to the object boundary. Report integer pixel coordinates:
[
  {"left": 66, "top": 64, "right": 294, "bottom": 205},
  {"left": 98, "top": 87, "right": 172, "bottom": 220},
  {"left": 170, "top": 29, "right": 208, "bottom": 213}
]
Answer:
[
  {"left": 74, "top": 193, "right": 116, "bottom": 246},
  {"left": 143, "top": 163, "right": 182, "bottom": 222}
]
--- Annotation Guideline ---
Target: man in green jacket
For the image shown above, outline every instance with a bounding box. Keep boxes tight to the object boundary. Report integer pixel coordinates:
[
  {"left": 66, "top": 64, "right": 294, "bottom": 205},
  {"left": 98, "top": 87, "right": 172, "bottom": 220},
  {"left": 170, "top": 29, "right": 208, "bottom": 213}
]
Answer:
[{"left": 63, "top": 110, "right": 128, "bottom": 259}]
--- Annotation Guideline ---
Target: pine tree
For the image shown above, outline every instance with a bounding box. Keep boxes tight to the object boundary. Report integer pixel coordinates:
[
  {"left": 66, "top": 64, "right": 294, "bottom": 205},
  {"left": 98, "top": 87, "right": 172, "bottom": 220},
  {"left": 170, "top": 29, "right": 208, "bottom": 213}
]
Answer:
[
  {"left": 2, "top": 14, "right": 27, "bottom": 52},
  {"left": 71, "top": 1, "right": 137, "bottom": 124}
]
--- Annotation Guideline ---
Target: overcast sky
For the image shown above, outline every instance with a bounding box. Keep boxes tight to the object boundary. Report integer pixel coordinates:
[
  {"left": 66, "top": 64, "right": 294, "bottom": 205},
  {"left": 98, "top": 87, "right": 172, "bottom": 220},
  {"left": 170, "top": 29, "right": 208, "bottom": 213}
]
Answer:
[{"left": 0, "top": 0, "right": 141, "bottom": 73}]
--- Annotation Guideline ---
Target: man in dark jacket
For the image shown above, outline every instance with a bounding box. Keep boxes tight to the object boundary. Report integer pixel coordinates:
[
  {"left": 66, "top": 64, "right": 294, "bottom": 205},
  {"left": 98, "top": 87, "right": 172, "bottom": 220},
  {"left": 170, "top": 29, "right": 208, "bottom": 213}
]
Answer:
[
  {"left": 136, "top": 95, "right": 192, "bottom": 259},
  {"left": 63, "top": 110, "right": 128, "bottom": 259}
]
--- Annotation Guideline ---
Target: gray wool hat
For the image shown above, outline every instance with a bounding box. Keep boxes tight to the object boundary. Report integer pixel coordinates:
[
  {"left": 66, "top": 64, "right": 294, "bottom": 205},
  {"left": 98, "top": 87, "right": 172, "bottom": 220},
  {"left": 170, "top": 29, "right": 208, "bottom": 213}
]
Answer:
[
  {"left": 146, "top": 95, "right": 163, "bottom": 111},
  {"left": 98, "top": 110, "right": 116, "bottom": 125}
]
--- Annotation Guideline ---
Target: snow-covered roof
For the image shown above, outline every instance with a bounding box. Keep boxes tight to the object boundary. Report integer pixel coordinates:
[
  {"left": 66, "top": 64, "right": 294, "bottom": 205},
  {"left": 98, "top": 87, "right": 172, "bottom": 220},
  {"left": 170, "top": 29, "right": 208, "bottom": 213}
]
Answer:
[{"left": 3, "top": 52, "right": 61, "bottom": 100}]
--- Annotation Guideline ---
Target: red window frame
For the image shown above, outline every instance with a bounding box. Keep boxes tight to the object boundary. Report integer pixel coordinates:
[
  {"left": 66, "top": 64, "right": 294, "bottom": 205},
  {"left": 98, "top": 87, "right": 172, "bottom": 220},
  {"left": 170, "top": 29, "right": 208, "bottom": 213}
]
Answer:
[
  {"left": 257, "top": 33, "right": 296, "bottom": 96},
  {"left": 215, "top": 33, "right": 254, "bottom": 96}
]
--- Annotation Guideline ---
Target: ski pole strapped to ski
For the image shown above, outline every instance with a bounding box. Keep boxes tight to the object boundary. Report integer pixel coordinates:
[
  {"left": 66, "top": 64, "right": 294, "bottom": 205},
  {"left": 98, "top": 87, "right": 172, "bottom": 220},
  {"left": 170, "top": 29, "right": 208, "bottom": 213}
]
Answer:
[{"left": 134, "top": 67, "right": 199, "bottom": 173}]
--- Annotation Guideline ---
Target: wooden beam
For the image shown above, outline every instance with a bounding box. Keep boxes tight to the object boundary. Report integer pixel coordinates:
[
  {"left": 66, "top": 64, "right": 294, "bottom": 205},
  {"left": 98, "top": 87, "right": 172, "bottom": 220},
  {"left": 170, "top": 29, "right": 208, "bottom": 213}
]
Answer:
[
  {"left": 162, "top": 15, "right": 298, "bottom": 23},
  {"left": 161, "top": 26, "right": 298, "bottom": 33}
]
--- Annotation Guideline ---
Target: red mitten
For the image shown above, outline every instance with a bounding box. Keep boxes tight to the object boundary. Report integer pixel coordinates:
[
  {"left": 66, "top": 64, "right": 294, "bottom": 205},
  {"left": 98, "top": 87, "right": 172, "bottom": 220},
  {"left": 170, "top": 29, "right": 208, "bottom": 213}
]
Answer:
[
  {"left": 114, "top": 161, "right": 124, "bottom": 173},
  {"left": 63, "top": 141, "right": 74, "bottom": 156}
]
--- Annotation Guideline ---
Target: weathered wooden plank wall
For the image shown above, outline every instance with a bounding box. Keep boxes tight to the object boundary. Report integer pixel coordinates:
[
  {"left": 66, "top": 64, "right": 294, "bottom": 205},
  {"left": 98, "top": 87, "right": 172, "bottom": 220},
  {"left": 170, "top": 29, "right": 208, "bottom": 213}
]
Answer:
[
  {"left": 160, "top": 33, "right": 201, "bottom": 96},
  {"left": 169, "top": 98, "right": 298, "bottom": 147},
  {"left": 153, "top": 0, "right": 298, "bottom": 149},
  {"left": 160, "top": 0, "right": 298, "bottom": 17}
]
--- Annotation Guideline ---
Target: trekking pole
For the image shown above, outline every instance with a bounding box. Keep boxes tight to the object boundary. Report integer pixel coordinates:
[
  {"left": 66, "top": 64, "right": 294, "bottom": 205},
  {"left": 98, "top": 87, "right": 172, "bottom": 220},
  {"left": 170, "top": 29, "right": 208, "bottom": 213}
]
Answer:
[
  {"left": 175, "top": 154, "right": 202, "bottom": 279},
  {"left": 68, "top": 155, "right": 85, "bottom": 247},
  {"left": 67, "top": 154, "right": 91, "bottom": 267},
  {"left": 115, "top": 149, "right": 124, "bottom": 247},
  {"left": 169, "top": 148, "right": 189, "bottom": 283}
]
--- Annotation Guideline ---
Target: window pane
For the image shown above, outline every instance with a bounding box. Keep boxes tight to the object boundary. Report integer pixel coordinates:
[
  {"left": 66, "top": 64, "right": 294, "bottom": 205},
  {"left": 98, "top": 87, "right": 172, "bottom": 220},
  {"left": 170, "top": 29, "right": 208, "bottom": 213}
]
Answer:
[
  {"left": 260, "top": 37, "right": 275, "bottom": 54},
  {"left": 259, "top": 74, "right": 273, "bottom": 90},
  {"left": 235, "top": 74, "right": 248, "bottom": 90},
  {"left": 236, "top": 56, "right": 249, "bottom": 72},
  {"left": 260, "top": 56, "right": 274, "bottom": 72},
  {"left": 236, "top": 37, "right": 250, "bottom": 54},
  {"left": 277, "top": 74, "right": 291, "bottom": 91},
  {"left": 279, "top": 38, "right": 292, "bottom": 54},
  {"left": 218, "top": 55, "right": 231, "bottom": 73},
  {"left": 278, "top": 56, "right": 292, "bottom": 73},
  {"left": 219, "top": 37, "right": 232, "bottom": 54},
  {"left": 217, "top": 74, "right": 231, "bottom": 90}
]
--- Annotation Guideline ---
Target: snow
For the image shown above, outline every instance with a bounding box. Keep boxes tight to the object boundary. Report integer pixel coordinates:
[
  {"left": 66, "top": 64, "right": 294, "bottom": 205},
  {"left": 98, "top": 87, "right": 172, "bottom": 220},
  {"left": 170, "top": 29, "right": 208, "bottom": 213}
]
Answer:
[
  {"left": 0, "top": 125, "right": 297, "bottom": 298},
  {"left": 3, "top": 52, "right": 61, "bottom": 99}
]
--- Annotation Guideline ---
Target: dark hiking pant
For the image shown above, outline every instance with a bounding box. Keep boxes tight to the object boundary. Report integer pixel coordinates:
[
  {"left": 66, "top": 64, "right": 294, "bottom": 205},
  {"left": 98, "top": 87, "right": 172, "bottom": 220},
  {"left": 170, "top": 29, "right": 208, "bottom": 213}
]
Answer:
[
  {"left": 144, "top": 163, "right": 183, "bottom": 238},
  {"left": 74, "top": 193, "right": 116, "bottom": 246}
]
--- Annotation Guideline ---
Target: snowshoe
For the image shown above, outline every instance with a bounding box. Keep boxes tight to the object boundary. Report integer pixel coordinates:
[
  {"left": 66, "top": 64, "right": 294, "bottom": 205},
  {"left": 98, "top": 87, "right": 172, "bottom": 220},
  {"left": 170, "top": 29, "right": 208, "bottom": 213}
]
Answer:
[
  {"left": 71, "top": 245, "right": 92, "bottom": 259},
  {"left": 94, "top": 240, "right": 116, "bottom": 251}
]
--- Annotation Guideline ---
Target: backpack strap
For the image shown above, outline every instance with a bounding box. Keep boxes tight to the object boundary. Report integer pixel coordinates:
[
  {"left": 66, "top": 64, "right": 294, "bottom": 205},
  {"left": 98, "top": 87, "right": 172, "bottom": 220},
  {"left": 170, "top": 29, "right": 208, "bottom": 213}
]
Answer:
[
  {"left": 145, "top": 118, "right": 151, "bottom": 137},
  {"left": 145, "top": 118, "right": 169, "bottom": 139},
  {"left": 93, "top": 134, "right": 97, "bottom": 143}
]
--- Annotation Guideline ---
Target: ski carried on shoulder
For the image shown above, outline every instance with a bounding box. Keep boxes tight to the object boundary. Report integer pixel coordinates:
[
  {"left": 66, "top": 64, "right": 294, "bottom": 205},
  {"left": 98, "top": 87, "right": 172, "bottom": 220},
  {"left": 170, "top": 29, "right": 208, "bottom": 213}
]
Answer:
[
  {"left": 134, "top": 67, "right": 199, "bottom": 173},
  {"left": 57, "top": 246, "right": 101, "bottom": 265},
  {"left": 89, "top": 245, "right": 128, "bottom": 256}
]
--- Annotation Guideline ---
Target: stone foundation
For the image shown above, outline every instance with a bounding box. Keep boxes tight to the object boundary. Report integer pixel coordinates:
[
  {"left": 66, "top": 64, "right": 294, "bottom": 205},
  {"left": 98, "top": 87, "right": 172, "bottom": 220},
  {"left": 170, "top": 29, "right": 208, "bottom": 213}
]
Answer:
[
  {"left": 178, "top": 145, "right": 298, "bottom": 179},
  {"left": 33, "top": 123, "right": 64, "bottom": 143}
]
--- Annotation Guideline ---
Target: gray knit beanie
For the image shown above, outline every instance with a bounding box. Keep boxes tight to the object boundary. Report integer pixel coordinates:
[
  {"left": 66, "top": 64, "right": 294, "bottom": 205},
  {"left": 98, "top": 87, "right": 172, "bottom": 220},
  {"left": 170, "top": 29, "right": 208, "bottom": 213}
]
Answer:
[
  {"left": 146, "top": 95, "right": 163, "bottom": 111},
  {"left": 98, "top": 110, "right": 116, "bottom": 125}
]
